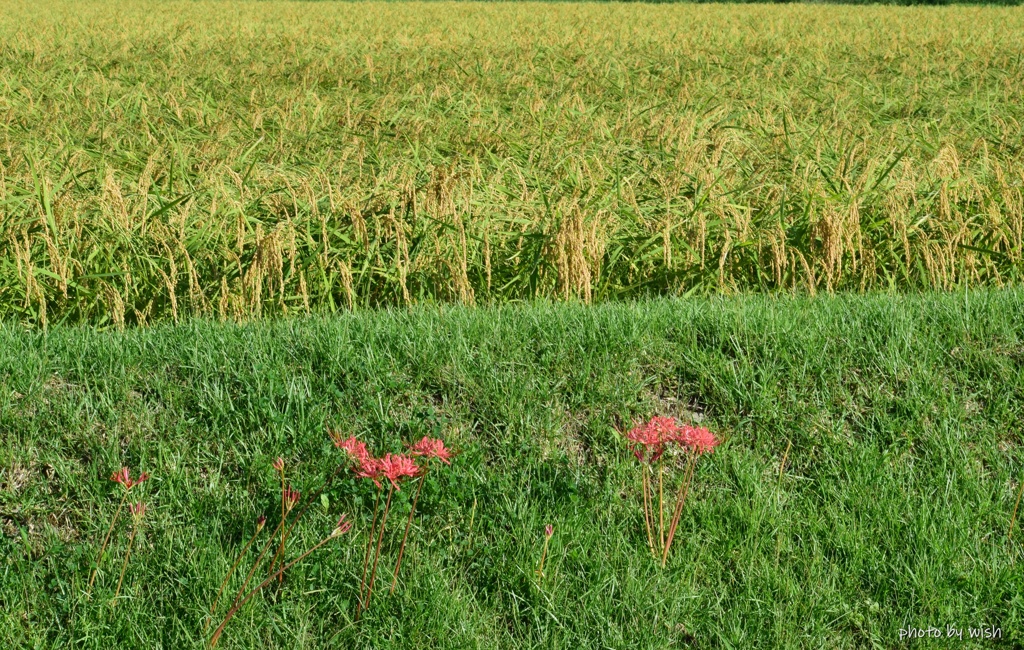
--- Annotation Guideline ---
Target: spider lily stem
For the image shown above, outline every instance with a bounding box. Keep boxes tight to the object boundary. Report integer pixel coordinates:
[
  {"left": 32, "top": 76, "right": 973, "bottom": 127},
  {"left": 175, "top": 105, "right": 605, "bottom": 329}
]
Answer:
[
  {"left": 1010, "top": 471, "right": 1024, "bottom": 542},
  {"left": 205, "top": 525, "right": 262, "bottom": 632},
  {"left": 364, "top": 483, "right": 394, "bottom": 612},
  {"left": 113, "top": 523, "right": 138, "bottom": 601},
  {"left": 641, "top": 469, "right": 656, "bottom": 558},
  {"left": 268, "top": 466, "right": 287, "bottom": 582},
  {"left": 658, "top": 466, "right": 665, "bottom": 552},
  {"left": 88, "top": 490, "right": 129, "bottom": 594},
  {"left": 356, "top": 486, "right": 382, "bottom": 619},
  {"left": 228, "top": 518, "right": 284, "bottom": 612},
  {"left": 210, "top": 533, "right": 339, "bottom": 648},
  {"left": 536, "top": 536, "right": 550, "bottom": 577},
  {"left": 663, "top": 452, "right": 698, "bottom": 567},
  {"left": 391, "top": 468, "right": 426, "bottom": 594}
]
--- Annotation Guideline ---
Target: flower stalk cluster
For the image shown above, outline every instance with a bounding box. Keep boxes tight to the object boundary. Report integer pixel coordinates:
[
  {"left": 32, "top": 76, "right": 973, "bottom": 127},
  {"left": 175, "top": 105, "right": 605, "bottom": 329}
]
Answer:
[
  {"left": 88, "top": 467, "right": 149, "bottom": 596},
  {"left": 206, "top": 454, "right": 352, "bottom": 648},
  {"left": 209, "top": 514, "right": 352, "bottom": 648},
  {"left": 335, "top": 433, "right": 452, "bottom": 616},
  {"left": 624, "top": 416, "right": 720, "bottom": 567},
  {"left": 113, "top": 502, "right": 147, "bottom": 601},
  {"left": 206, "top": 431, "right": 454, "bottom": 644}
]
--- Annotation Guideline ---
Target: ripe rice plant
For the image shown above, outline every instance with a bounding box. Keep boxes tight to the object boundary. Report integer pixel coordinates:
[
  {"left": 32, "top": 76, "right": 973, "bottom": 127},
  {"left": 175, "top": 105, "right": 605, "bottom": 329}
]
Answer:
[{"left": 2, "top": 2, "right": 1023, "bottom": 326}]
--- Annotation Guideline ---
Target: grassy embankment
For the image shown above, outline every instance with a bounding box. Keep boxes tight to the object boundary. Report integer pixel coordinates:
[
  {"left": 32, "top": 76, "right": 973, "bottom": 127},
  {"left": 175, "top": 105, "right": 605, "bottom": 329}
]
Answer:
[
  {"left": 1, "top": 291, "right": 1023, "bottom": 647},
  {"left": 2, "top": 2, "right": 1024, "bottom": 326}
]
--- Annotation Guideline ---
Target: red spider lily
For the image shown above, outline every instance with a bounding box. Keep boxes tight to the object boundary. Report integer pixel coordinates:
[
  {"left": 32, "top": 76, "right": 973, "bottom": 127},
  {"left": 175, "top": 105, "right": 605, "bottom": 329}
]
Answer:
[
  {"left": 128, "top": 502, "right": 147, "bottom": 519},
  {"left": 283, "top": 486, "right": 301, "bottom": 511},
  {"left": 684, "top": 426, "right": 721, "bottom": 454},
  {"left": 354, "top": 456, "right": 384, "bottom": 488},
  {"left": 545, "top": 524, "right": 554, "bottom": 538},
  {"left": 256, "top": 515, "right": 267, "bottom": 530},
  {"left": 408, "top": 437, "right": 452, "bottom": 464},
  {"left": 648, "top": 416, "right": 680, "bottom": 439},
  {"left": 356, "top": 461, "right": 384, "bottom": 615},
  {"left": 89, "top": 467, "right": 150, "bottom": 595},
  {"left": 335, "top": 435, "right": 371, "bottom": 465},
  {"left": 361, "top": 454, "right": 419, "bottom": 613},
  {"left": 272, "top": 457, "right": 285, "bottom": 472},
  {"left": 389, "top": 443, "right": 443, "bottom": 596},
  {"left": 110, "top": 467, "right": 149, "bottom": 490},
  {"left": 624, "top": 418, "right": 668, "bottom": 555},
  {"left": 332, "top": 514, "right": 353, "bottom": 537},
  {"left": 665, "top": 425, "right": 721, "bottom": 566},
  {"left": 379, "top": 454, "right": 420, "bottom": 490},
  {"left": 621, "top": 415, "right": 722, "bottom": 567},
  {"left": 625, "top": 421, "right": 666, "bottom": 463}
]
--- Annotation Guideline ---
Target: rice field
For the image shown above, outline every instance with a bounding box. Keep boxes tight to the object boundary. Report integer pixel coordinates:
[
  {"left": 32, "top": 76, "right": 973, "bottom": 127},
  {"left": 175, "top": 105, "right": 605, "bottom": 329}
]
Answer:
[{"left": 2, "top": 1, "right": 1024, "bottom": 326}]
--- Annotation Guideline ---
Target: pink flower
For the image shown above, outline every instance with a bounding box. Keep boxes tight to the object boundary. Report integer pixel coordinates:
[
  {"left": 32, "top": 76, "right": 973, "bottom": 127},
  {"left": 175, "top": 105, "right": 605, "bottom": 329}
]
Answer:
[
  {"left": 332, "top": 513, "right": 353, "bottom": 537},
  {"left": 408, "top": 437, "right": 452, "bottom": 464},
  {"left": 283, "top": 486, "right": 300, "bottom": 511},
  {"left": 128, "top": 502, "right": 147, "bottom": 519},
  {"left": 648, "top": 416, "right": 679, "bottom": 439},
  {"left": 354, "top": 456, "right": 384, "bottom": 488},
  {"left": 272, "top": 457, "right": 285, "bottom": 472},
  {"left": 684, "top": 426, "right": 720, "bottom": 454},
  {"left": 625, "top": 421, "right": 666, "bottom": 463},
  {"left": 545, "top": 524, "right": 553, "bottom": 538},
  {"left": 663, "top": 423, "right": 719, "bottom": 453},
  {"left": 110, "top": 467, "right": 149, "bottom": 490},
  {"left": 624, "top": 416, "right": 720, "bottom": 459},
  {"left": 379, "top": 453, "right": 420, "bottom": 490},
  {"left": 335, "top": 435, "right": 370, "bottom": 465}
]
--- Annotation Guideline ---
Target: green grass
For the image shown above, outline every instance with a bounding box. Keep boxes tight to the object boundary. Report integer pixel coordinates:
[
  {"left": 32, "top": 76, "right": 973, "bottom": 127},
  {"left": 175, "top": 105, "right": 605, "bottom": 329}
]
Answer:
[{"left": 1, "top": 290, "right": 1023, "bottom": 647}]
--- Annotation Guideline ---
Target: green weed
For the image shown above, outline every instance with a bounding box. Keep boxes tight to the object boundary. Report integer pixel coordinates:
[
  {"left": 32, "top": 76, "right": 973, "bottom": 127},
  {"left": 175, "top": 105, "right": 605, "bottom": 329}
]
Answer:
[{"left": 0, "top": 291, "right": 1021, "bottom": 647}]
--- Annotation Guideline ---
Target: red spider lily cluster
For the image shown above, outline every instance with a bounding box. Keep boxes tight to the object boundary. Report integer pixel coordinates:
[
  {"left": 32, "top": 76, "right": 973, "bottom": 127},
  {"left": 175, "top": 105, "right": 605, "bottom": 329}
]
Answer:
[
  {"left": 89, "top": 466, "right": 151, "bottom": 599},
  {"left": 626, "top": 416, "right": 719, "bottom": 462},
  {"left": 338, "top": 435, "right": 454, "bottom": 616},
  {"left": 622, "top": 416, "right": 720, "bottom": 567},
  {"left": 207, "top": 431, "right": 455, "bottom": 646}
]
